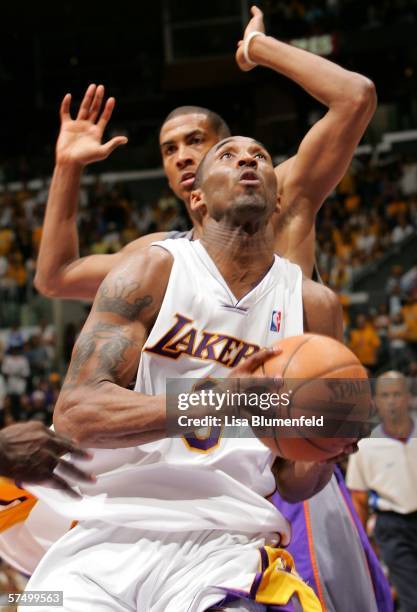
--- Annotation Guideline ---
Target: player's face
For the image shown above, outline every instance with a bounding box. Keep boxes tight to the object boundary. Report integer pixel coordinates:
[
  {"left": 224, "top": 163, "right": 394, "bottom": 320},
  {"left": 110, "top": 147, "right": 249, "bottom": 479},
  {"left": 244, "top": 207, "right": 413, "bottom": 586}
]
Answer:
[
  {"left": 375, "top": 378, "right": 410, "bottom": 424},
  {"left": 160, "top": 114, "right": 220, "bottom": 204},
  {"left": 193, "top": 137, "right": 278, "bottom": 229}
]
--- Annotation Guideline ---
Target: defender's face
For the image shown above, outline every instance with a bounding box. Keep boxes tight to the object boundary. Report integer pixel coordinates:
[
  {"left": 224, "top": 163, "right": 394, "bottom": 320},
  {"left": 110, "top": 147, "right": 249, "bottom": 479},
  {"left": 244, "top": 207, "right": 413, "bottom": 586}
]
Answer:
[
  {"left": 160, "top": 114, "right": 220, "bottom": 204},
  {"left": 375, "top": 378, "right": 410, "bottom": 424},
  {"left": 193, "top": 136, "right": 278, "bottom": 227}
]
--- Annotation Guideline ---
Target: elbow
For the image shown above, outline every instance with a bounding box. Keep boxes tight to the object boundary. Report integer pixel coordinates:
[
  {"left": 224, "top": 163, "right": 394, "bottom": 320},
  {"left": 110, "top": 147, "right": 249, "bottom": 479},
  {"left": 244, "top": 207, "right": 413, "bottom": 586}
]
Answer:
[
  {"left": 34, "top": 271, "right": 62, "bottom": 298},
  {"left": 349, "top": 76, "right": 377, "bottom": 116}
]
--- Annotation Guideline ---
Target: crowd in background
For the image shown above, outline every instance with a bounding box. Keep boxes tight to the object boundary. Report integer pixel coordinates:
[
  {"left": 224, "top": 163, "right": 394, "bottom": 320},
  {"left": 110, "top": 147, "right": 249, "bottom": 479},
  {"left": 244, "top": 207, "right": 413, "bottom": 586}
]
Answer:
[
  {"left": 0, "top": 323, "right": 58, "bottom": 428},
  {"left": 317, "top": 154, "right": 417, "bottom": 290},
  {"left": 1, "top": 152, "right": 417, "bottom": 429},
  {"left": 265, "top": 0, "right": 417, "bottom": 38}
]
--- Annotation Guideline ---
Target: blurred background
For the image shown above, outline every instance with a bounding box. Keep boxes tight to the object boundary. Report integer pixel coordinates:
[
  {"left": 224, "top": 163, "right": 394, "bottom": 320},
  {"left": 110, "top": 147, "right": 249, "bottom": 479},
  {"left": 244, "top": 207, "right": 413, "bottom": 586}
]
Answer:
[{"left": 1, "top": 0, "right": 417, "bottom": 604}]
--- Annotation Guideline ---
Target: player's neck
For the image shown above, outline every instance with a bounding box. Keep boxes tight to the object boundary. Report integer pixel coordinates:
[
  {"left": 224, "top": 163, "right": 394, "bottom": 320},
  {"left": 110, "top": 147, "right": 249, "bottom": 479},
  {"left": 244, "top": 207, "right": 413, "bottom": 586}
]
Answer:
[
  {"left": 200, "top": 221, "right": 275, "bottom": 300},
  {"left": 383, "top": 414, "right": 413, "bottom": 440}
]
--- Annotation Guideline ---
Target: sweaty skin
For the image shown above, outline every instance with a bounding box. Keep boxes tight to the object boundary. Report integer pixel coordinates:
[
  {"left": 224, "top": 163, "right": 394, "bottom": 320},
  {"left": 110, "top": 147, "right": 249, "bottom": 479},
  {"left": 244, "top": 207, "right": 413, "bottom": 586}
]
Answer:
[
  {"left": 54, "top": 138, "right": 352, "bottom": 502},
  {"left": 34, "top": 6, "right": 376, "bottom": 300}
]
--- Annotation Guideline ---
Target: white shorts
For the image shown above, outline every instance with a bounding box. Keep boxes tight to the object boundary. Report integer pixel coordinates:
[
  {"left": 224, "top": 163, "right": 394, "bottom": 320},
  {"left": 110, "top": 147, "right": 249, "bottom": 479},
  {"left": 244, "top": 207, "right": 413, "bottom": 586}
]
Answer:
[{"left": 24, "top": 522, "right": 320, "bottom": 611}]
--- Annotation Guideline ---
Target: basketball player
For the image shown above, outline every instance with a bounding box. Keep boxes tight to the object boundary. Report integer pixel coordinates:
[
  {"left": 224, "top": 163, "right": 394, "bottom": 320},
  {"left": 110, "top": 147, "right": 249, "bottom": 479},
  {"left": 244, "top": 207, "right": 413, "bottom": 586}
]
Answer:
[
  {"left": 34, "top": 6, "right": 377, "bottom": 298},
  {"left": 26, "top": 137, "right": 368, "bottom": 611},
  {"left": 10, "top": 9, "right": 390, "bottom": 610}
]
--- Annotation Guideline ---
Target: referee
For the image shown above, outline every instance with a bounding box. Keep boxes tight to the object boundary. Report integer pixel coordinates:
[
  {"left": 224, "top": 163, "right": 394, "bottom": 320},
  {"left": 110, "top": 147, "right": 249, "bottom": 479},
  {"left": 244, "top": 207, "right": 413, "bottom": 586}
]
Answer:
[{"left": 347, "top": 371, "right": 417, "bottom": 612}]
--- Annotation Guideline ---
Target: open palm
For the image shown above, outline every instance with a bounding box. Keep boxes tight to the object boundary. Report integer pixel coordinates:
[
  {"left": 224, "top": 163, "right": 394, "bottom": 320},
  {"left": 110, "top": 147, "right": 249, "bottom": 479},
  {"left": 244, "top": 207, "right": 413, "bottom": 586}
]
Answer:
[{"left": 56, "top": 84, "right": 127, "bottom": 166}]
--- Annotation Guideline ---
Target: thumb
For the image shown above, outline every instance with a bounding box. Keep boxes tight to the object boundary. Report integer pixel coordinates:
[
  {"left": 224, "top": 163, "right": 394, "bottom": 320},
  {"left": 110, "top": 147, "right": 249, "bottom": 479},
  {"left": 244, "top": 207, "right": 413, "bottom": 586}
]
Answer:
[
  {"left": 251, "top": 5, "right": 263, "bottom": 17},
  {"left": 100, "top": 136, "right": 128, "bottom": 158}
]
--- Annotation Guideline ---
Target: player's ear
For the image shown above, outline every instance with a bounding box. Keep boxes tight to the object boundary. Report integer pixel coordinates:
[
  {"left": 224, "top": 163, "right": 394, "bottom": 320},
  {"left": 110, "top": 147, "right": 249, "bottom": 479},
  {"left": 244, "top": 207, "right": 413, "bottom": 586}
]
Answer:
[{"left": 190, "top": 188, "right": 206, "bottom": 214}]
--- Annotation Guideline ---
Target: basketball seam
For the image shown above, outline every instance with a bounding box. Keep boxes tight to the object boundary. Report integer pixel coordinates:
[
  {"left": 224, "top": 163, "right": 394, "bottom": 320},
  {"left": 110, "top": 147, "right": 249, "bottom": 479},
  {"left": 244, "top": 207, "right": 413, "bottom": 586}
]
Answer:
[
  {"left": 289, "top": 361, "right": 367, "bottom": 397},
  {"left": 288, "top": 361, "right": 369, "bottom": 452},
  {"left": 281, "top": 335, "right": 316, "bottom": 378}
]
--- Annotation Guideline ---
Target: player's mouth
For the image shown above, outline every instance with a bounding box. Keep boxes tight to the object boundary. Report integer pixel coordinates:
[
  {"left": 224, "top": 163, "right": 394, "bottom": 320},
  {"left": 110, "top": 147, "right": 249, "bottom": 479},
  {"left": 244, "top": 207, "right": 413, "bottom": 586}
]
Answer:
[
  {"left": 180, "top": 172, "right": 196, "bottom": 188},
  {"left": 238, "top": 170, "right": 261, "bottom": 185}
]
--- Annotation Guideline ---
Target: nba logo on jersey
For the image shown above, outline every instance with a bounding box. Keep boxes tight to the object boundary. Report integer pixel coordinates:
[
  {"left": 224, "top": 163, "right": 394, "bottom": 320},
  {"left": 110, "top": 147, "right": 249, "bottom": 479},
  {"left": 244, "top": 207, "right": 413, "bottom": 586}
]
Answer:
[{"left": 270, "top": 310, "right": 282, "bottom": 332}]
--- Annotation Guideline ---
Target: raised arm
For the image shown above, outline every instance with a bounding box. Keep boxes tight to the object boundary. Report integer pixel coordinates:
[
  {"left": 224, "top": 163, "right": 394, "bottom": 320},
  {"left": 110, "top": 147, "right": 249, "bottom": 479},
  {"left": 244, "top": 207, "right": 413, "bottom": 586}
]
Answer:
[
  {"left": 34, "top": 84, "right": 165, "bottom": 301},
  {"left": 237, "top": 7, "right": 377, "bottom": 276},
  {"left": 53, "top": 246, "right": 173, "bottom": 447}
]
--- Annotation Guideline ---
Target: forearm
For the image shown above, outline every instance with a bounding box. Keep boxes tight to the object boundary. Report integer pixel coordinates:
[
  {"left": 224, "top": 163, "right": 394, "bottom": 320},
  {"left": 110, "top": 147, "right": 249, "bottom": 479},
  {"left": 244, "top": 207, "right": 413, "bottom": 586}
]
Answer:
[
  {"left": 34, "top": 162, "right": 83, "bottom": 296},
  {"left": 251, "top": 36, "right": 374, "bottom": 109},
  {"left": 54, "top": 382, "right": 167, "bottom": 448},
  {"left": 272, "top": 457, "right": 333, "bottom": 503}
]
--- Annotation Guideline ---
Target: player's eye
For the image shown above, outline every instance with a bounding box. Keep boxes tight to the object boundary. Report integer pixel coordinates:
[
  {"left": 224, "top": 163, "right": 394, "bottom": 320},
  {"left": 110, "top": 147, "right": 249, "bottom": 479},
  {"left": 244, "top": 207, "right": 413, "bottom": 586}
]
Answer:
[
  {"left": 190, "top": 136, "right": 203, "bottom": 145},
  {"left": 164, "top": 146, "right": 176, "bottom": 156},
  {"left": 255, "top": 152, "right": 267, "bottom": 160},
  {"left": 220, "top": 151, "right": 233, "bottom": 160}
]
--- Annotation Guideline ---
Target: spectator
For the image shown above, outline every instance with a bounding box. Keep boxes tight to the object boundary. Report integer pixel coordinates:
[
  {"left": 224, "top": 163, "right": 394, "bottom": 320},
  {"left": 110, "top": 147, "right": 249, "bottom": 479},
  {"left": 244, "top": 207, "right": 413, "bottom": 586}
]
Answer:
[
  {"left": 388, "top": 312, "right": 410, "bottom": 371},
  {"left": 6, "top": 324, "right": 24, "bottom": 350},
  {"left": 349, "top": 313, "right": 381, "bottom": 374},
  {"left": 346, "top": 371, "right": 417, "bottom": 612},
  {"left": 391, "top": 215, "right": 414, "bottom": 244},
  {"left": 1, "top": 345, "right": 30, "bottom": 421},
  {"left": 26, "top": 334, "right": 50, "bottom": 379},
  {"left": 387, "top": 284, "right": 403, "bottom": 317},
  {"left": 29, "top": 390, "right": 49, "bottom": 424},
  {"left": 402, "top": 296, "right": 417, "bottom": 356}
]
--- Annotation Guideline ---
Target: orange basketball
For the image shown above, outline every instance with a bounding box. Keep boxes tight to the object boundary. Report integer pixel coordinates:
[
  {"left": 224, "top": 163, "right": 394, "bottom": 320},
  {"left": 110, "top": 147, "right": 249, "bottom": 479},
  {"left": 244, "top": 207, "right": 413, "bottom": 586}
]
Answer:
[{"left": 254, "top": 334, "right": 372, "bottom": 462}]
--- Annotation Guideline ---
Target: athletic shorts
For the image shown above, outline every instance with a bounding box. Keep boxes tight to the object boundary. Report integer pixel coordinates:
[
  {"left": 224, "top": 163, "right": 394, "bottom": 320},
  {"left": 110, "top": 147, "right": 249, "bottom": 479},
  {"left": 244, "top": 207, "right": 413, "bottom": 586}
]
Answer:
[{"left": 24, "top": 521, "right": 321, "bottom": 611}]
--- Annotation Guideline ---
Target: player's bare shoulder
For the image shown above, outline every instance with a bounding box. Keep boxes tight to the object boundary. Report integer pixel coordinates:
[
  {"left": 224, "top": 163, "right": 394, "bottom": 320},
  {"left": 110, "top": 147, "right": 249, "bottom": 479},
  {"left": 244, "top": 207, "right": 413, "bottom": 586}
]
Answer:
[
  {"left": 93, "top": 244, "right": 174, "bottom": 327},
  {"left": 302, "top": 277, "right": 343, "bottom": 340}
]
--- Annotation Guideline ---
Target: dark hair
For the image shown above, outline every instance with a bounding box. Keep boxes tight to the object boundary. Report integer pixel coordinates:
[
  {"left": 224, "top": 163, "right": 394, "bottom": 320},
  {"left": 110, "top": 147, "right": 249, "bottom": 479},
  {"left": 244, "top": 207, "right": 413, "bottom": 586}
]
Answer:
[{"left": 161, "top": 106, "right": 231, "bottom": 140}]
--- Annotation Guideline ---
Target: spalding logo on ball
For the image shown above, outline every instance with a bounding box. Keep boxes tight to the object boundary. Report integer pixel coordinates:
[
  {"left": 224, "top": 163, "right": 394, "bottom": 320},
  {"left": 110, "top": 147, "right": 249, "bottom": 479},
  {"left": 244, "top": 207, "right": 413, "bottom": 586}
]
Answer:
[{"left": 255, "top": 333, "right": 372, "bottom": 462}]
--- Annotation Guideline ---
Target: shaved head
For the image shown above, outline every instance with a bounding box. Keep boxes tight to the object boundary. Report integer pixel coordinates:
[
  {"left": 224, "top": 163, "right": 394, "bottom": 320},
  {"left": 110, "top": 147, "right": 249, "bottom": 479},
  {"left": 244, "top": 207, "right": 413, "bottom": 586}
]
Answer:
[{"left": 375, "top": 370, "right": 409, "bottom": 394}]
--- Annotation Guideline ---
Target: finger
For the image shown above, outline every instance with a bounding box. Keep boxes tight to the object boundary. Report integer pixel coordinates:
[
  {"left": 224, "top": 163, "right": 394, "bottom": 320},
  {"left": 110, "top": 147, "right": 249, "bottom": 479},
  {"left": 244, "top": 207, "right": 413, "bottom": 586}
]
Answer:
[
  {"left": 56, "top": 458, "right": 96, "bottom": 483},
  {"left": 49, "top": 473, "right": 82, "bottom": 498},
  {"left": 243, "top": 346, "right": 282, "bottom": 373},
  {"left": 99, "top": 136, "right": 128, "bottom": 159},
  {"left": 97, "top": 97, "right": 116, "bottom": 131},
  {"left": 89, "top": 84, "right": 105, "bottom": 123},
  {"left": 77, "top": 83, "right": 96, "bottom": 120},
  {"left": 47, "top": 432, "right": 93, "bottom": 459},
  {"left": 252, "top": 5, "right": 263, "bottom": 17},
  {"left": 60, "top": 93, "right": 72, "bottom": 122}
]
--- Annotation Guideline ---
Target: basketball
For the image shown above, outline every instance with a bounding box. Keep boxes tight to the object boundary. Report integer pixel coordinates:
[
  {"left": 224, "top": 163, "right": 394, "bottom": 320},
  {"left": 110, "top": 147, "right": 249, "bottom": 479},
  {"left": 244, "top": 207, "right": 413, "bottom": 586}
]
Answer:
[{"left": 255, "top": 334, "right": 372, "bottom": 462}]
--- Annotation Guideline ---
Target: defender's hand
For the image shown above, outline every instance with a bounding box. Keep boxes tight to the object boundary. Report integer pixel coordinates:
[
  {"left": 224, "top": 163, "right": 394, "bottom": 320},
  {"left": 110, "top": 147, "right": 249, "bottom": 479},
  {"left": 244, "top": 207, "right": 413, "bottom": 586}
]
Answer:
[
  {"left": 56, "top": 84, "right": 128, "bottom": 167},
  {"left": 0, "top": 421, "right": 95, "bottom": 495},
  {"left": 236, "top": 6, "right": 265, "bottom": 72}
]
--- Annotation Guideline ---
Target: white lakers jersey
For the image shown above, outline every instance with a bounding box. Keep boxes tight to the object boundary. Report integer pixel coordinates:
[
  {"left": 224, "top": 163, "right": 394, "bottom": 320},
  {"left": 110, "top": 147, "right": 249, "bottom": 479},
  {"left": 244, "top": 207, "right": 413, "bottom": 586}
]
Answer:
[{"left": 28, "top": 239, "right": 303, "bottom": 542}]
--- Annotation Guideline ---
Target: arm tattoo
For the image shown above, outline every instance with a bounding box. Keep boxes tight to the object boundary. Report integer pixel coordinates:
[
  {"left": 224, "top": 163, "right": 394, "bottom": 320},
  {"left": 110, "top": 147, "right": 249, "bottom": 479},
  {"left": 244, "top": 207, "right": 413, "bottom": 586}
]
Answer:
[
  {"left": 96, "top": 277, "right": 152, "bottom": 321},
  {"left": 62, "top": 322, "right": 138, "bottom": 390}
]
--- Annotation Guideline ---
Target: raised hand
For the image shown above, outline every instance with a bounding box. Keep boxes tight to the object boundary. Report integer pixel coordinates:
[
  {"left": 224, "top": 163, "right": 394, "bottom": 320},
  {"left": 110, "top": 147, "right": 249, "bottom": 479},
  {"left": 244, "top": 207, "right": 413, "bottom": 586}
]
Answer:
[
  {"left": 56, "top": 83, "right": 128, "bottom": 167},
  {"left": 236, "top": 6, "right": 265, "bottom": 72}
]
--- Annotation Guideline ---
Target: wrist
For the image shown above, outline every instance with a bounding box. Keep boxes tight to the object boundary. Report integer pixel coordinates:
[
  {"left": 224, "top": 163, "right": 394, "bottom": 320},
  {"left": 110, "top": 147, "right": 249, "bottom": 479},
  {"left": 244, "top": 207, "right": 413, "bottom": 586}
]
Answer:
[
  {"left": 243, "top": 31, "right": 266, "bottom": 67},
  {"left": 249, "top": 35, "right": 286, "bottom": 70},
  {"left": 55, "top": 158, "right": 85, "bottom": 173}
]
